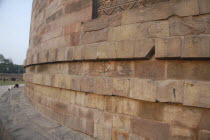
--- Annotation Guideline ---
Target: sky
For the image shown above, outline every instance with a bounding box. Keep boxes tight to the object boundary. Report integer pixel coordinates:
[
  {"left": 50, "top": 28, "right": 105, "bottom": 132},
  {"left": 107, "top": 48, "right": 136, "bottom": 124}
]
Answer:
[{"left": 0, "top": 0, "right": 33, "bottom": 65}]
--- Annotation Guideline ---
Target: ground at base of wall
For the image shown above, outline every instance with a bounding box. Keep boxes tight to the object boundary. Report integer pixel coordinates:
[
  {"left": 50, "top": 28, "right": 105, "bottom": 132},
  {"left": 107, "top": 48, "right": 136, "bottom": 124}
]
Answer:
[{"left": 0, "top": 87, "right": 94, "bottom": 140}]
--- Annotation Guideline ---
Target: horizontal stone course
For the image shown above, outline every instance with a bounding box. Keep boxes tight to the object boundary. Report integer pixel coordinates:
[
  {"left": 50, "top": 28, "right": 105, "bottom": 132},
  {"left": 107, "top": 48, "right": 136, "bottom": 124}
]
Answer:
[
  {"left": 24, "top": 73, "right": 210, "bottom": 109},
  {"left": 25, "top": 82, "right": 210, "bottom": 139}
]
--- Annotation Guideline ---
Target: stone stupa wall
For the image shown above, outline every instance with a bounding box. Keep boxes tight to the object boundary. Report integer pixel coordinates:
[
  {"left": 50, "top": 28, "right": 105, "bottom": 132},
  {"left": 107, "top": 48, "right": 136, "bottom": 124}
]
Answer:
[{"left": 24, "top": 0, "right": 210, "bottom": 139}]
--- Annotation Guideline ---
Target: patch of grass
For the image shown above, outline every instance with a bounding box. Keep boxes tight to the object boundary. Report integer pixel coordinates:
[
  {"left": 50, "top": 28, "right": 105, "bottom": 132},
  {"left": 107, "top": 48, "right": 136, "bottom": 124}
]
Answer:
[{"left": 0, "top": 80, "right": 24, "bottom": 86}]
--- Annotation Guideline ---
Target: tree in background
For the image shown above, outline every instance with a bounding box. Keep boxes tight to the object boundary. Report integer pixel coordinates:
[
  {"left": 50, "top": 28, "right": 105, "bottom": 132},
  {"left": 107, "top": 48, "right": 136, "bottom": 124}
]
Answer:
[{"left": 0, "top": 54, "right": 25, "bottom": 73}]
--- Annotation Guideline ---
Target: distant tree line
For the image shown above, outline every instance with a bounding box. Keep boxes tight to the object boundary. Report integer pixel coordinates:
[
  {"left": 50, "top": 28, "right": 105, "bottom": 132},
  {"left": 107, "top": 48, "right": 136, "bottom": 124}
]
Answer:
[{"left": 0, "top": 54, "right": 25, "bottom": 73}]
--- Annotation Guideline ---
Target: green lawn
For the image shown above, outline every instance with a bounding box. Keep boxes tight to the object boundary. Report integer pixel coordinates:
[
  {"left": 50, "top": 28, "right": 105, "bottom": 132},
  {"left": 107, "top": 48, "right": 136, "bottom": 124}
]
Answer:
[{"left": 0, "top": 80, "right": 25, "bottom": 86}]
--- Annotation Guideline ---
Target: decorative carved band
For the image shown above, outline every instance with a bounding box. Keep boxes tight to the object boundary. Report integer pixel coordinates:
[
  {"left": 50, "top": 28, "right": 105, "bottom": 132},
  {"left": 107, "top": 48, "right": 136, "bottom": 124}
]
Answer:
[{"left": 97, "top": 0, "right": 170, "bottom": 17}]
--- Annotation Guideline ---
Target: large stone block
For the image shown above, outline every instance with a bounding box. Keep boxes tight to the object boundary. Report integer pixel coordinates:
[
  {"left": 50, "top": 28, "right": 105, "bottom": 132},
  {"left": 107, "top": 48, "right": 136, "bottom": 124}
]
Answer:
[
  {"left": 134, "top": 39, "right": 155, "bottom": 58},
  {"left": 80, "top": 76, "right": 96, "bottom": 93},
  {"left": 109, "top": 21, "right": 169, "bottom": 41},
  {"left": 155, "top": 37, "right": 182, "bottom": 58},
  {"left": 64, "top": 23, "right": 81, "bottom": 35},
  {"left": 94, "top": 77, "right": 112, "bottom": 96},
  {"left": 112, "top": 78, "right": 130, "bottom": 97},
  {"left": 122, "top": 0, "right": 199, "bottom": 24},
  {"left": 166, "top": 60, "right": 210, "bottom": 81},
  {"left": 82, "top": 16, "right": 108, "bottom": 32},
  {"left": 42, "top": 27, "right": 63, "bottom": 42},
  {"left": 94, "top": 124, "right": 111, "bottom": 140},
  {"left": 46, "top": 8, "right": 63, "bottom": 24},
  {"left": 86, "top": 94, "right": 105, "bottom": 110},
  {"left": 169, "top": 15, "right": 210, "bottom": 36},
  {"left": 113, "top": 114, "right": 131, "bottom": 132},
  {"left": 64, "top": 0, "right": 92, "bottom": 14},
  {"left": 84, "top": 44, "right": 98, "bottom": 60},
  {"left": 75, "top": 92, "right": 86, "bottom": 106},
  {"left": 134, "top": 60, "right": 166, "bottom": 80},
  {"left": 97, "top": 42, "right": 117, "bottom": 59},
  {"left": 98, "top": 112, "right": 113, "bottom": 128},
  {"left": 129, "top": 79, "right": 157, "bottom": 102},
  {"left": 199, "top": 0, "right": 210, "bottom": 14},
  {"left": 182, "top": 35, "right": 210, "bottom": 58},
  {"left": 138, "top": 101, "right": 164, "bottom": 121},
  {"left": 156, "top": 80, "right": 184, "bottom": 103},
  {"left": 105, "top": 96, "right": 139, "bottom": 116},
  {"left": 84, "top": 61, "right": 105, "bottom": 76},
  {"left": 104, "top": 61, "right": 134, "bottom": 77},
  {"left": 170, "top": 126, "right": 197, "bottom": 140},
  {"left": 198, "top": 130, "right": 210, "bottom": 140},
  {"left": 184, "top": 81, "right": 210, "bottom": 108},
  {"left": 199, "top": 110, "right": 210, "bottom": 131},
  {"left": 162, "top": 105, "right": 203, "bottom": 128},
  {"left": 82, "top": 28, "right": 108, "bottom": 45},
  {"left": 116, "top": 40, "right": 135, "bottom": 58},
  {"left": 132, "top": 118, "right": 170, "bottom": 140},
  {"left": 73, "top": 46, "right": 84, "bottom": 60}
]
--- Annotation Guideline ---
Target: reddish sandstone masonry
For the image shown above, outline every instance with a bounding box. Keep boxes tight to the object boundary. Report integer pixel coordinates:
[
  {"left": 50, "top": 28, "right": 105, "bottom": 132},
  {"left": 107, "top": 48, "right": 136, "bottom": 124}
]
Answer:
[{"left": 24, "top": 0, "right": 210, "bottom": 139}]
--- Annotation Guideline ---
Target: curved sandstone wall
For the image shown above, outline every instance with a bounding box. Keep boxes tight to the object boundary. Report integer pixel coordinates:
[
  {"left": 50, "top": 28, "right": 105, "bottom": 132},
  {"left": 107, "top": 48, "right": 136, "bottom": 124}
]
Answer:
[{"left": 24, "top": 0, "right": 210, "bottom": 139}]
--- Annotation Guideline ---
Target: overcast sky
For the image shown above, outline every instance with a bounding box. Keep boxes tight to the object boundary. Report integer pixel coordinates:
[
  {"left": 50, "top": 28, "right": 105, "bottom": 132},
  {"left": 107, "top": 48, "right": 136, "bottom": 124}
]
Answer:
[{"left": 0, "top": 0, "right": 33, "bottom": 65}]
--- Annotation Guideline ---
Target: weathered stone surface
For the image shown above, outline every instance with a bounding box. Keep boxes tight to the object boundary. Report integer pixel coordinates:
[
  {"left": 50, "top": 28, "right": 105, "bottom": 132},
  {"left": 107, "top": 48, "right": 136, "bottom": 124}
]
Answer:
[
  {"left": 94, "top": 77, "right": 112, "bottom": 96},
  {"left": 116, "top": 40, "right": 135, "bottom": 58},
  {"left": 162, "top": 105, "right": 203, "bottom": 128},
  {"left": 86, "top": 94, "right": 105, "bottom": 110},
  {"left": 64, "top": 23, "right": 81, "bottom": 35},
  {"left": 134, "top": 39, "right": 155, "bottom": 58},
  {"left": 64, "top": 0, "right": 92, "bottom": 14},
  {"left": 182, "top": 36, "right": 210, "bottom": 58},
  {"left": 113, "top": 114, "right": 131, "bottom": 132},
  {"left": 166, "top": 60, "right": 210, "bottom": 81},
  {"left": 122, "top": 0, "right": 199, "bottom": 25},
  {"left": 73, "top": 46, "right": 84, "bottom": 60},
  {"left": 157, "top": 80, "right": 184, "bottom": 103},
  {"left": 80, "top": 76, "right": 96, "bottom": 93},
  {"left": 129, "top": 79, "right": 157, "bottom": 102},
  {"left": 109, "top": 21, "right": 169, "bottom": 41},
  {"left": 199, "top": 0, "right": 210, "bottom": 14},
  {"left": 46, "top": 8, "right": 63, "bottom": 24},
  {"left": 112, "top": 130, "right": 129, "bottom": 140},
  {"left": 112, "top": 78, "right": 130, "bottom": 97},
  {"left": 82, "top": 16, "right": 108, "bottom": 32},
  {"left": 94, "top": 124, "right": 111, "bottom": 140},
  {"left": 82, "top": 28, "right": 108, "bottom": 45},
  {"left": 105, "top": 96, "right": 139, "bottom": 116},
  {"left": 170, "top": 126, "right": 197, "bottom": 140},
  {"left": 134, "top": 60, "right": 166, "bottom": 80},
  {"left": 155, "top": 37, "right": 182, "bottom": 58},
  {"left": 97, "top": 42, "right": 116, "bottom": 59},
  {"left": 183, "top": 81, "right": 210, "bottom": 108},
  {"left": 132, "top": 118, "right": 170, "bottom": 140},
  {"left": 84, "top": 44, "right": 98, "bottom": 60},
  {"left": 104, "top": 61, "right": 134, "bottom": 77},
  {"left": 169, "top": 15, "right": 210, "bottom": 36},
  {"left": 199, "top": 110, "right": 210, "bottom": 131},
  {"left": 198, "top": 130, "right": 210, "bottom": 140}
]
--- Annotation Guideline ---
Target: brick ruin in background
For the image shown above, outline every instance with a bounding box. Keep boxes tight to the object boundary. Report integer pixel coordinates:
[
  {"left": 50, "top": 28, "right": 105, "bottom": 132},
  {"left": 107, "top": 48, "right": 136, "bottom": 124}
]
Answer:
[{"left": 24, "top": 0, "right": 210, "bottom": 139}]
